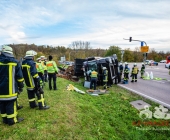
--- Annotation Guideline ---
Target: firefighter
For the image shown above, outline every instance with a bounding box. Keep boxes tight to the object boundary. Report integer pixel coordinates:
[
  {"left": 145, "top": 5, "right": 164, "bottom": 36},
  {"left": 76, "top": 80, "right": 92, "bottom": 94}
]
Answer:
[
  {"left": 40, "top": 56, "right": 48, "bottom": 82},
  {"left": 131, "top": 63, "right": 139, "bottom": 82},
  {"left": 119, "top": 63, "right": 124, "bottom": 79},
  {"left": 22, "top": 50, "right": 50, "bottom": 110},
  {"left": 123, "top": 62, "right": 129, "bottom": 84},
  {"left": 0, "top": 46, "right": 24, "bottom": 125},
  {"left": 46, "top": 55, "right": 58, "bottom": 90},
  {"left": 140, "top": 63, "right": 145, "bottom": 78},
  {"left": 89, "top": 68, "right": 98, "bottom": 90},
  {"left": 102, "top": 67, "right": 108, "bottom": 89},
  {"left": 36, "top": 58, "right": 45, "bottom": 87}
]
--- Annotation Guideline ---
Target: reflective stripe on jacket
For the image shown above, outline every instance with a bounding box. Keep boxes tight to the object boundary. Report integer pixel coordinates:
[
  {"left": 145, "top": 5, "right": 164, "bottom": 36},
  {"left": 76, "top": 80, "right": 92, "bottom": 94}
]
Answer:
[
  {"left": 90, "top": 71, "right": 98, "bottom": 78},
  {"left": 0, "top": 63, "right": 18, "bottom": 100},
  {"left": 22, "top": 58, "right": 39, "bottom": 90},
  {"left": 46, "top": 61, "right": 58, "bottom": 73},
  {"left": 0, "top": 52, "right": 24, "bottom": 101}
]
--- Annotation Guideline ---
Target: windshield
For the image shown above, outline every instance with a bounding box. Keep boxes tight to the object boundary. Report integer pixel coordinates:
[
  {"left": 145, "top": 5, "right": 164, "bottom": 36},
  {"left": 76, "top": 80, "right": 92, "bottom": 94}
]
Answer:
[{"left": 87, "top": 61, "right": 97, "bottom": 71}]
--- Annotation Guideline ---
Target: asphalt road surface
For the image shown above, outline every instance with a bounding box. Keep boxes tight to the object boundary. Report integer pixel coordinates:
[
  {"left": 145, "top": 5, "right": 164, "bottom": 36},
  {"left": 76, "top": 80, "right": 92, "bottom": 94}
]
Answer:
[{"left": 118, "top": 62, "right": 170, "bottom": 108}]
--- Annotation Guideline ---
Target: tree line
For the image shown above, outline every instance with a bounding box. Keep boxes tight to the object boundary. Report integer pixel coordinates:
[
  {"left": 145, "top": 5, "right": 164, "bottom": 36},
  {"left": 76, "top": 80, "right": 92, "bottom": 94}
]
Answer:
[{"left": 7, "top": 41, "right": 170, "bottom": 63}]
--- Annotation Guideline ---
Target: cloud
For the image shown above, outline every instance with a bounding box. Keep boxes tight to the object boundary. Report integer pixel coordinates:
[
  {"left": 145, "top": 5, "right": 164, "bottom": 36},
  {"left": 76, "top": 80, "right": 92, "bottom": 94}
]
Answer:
[{"left": 0, "top": 0, "right": 170, "bottom": 52}]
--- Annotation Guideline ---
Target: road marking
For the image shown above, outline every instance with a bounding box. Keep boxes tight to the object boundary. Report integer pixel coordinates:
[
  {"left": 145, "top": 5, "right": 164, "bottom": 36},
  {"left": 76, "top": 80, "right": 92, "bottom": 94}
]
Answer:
[{"left": 118, "top": 84, "right": 170, "bottom": 109}]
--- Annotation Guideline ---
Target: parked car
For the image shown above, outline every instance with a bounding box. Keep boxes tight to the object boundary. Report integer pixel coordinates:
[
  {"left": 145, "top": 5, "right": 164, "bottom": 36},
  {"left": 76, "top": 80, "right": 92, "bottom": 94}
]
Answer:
[
  {"left": 145, "top": 60, "right": 150, "bottom": 65},
  {"left": 160, "top": 60, "right": 166, "bottom": 63},
  {"left": 165, "top": 62, "right": 170, "bottom": 69},
  {"left": 148, "top": 60, "right": 158, "bottom": 66}
]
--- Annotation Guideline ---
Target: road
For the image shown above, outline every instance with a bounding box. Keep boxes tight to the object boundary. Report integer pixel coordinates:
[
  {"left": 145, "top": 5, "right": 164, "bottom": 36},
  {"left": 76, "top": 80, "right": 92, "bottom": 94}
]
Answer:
[{"left": 118, "top": 62, "right": 170, "bottom": 108}]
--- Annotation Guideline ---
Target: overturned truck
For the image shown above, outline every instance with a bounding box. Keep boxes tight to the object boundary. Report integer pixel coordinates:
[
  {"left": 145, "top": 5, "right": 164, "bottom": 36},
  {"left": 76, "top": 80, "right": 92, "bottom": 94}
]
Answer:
[{"left": 83, "top": 54, "right": 121, "bottom": 88}]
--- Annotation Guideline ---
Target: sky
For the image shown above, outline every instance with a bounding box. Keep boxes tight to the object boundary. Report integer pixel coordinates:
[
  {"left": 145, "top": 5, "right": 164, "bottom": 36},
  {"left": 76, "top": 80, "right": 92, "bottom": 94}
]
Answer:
[{"left": 0, "top": 0, "right": 170, "bottom": 52}]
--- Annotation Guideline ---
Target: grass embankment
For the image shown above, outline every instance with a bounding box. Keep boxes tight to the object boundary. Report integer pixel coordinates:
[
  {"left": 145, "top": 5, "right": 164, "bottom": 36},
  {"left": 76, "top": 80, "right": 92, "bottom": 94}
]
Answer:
[{"left": 0, "top": 77, "right": 170, "bottom": 140}]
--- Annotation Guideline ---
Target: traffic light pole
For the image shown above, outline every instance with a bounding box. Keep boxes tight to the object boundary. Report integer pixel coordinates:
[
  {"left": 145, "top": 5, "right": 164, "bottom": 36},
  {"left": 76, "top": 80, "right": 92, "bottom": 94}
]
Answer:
[{"left": 123, "top": 37, "right": 148, "bottom": 65}]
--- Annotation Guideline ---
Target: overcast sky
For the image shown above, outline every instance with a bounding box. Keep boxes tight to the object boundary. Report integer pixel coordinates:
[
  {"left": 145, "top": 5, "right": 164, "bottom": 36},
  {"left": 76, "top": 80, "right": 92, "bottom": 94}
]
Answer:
[{"left": 0, "top": 0, "right": 170, "bottom": 52}]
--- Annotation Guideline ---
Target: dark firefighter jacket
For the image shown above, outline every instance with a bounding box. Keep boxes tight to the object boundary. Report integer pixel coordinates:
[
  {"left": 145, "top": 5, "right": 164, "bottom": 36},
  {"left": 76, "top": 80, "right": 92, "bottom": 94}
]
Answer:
[
  {"left": 0, "top": 52, "right": 24, "bottom": 101},
  {"left": 22, "top": 57, "right": 40, "bottom": 90}
]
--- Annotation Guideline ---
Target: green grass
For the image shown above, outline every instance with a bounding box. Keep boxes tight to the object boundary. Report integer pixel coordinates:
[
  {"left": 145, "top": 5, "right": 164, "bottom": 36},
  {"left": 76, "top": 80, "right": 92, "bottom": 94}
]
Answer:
[{"left": 0, "top": 78, "right": 170, "bottom": 140}]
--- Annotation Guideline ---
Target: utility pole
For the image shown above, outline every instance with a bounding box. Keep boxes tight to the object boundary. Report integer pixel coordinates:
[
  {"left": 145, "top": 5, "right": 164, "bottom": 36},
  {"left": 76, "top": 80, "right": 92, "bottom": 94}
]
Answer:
[{"left": 121, "top": 50, "right": 124, "bottom": 63}]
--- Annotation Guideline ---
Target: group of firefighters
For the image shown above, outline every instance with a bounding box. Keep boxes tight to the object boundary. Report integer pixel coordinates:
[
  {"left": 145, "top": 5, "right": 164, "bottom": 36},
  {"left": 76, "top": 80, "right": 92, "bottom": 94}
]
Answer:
[
  {"left": 89, "top": 62, "right": 146, "bottom": 90},
  {"left": 0, "top": 46, "right": 58, "bottom": 126},
  {"left": 119, "top": 62, "right": 145, "bottom": 84}
]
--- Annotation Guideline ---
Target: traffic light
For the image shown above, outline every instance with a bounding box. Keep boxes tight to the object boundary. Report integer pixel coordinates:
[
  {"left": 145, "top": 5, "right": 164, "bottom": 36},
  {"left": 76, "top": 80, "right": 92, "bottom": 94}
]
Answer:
[
  {"left": 129, "top": 37, "right": 132, "bottom": 42},
  {"left": 141, "top": 41, "right": 144, "bottom": 46}
]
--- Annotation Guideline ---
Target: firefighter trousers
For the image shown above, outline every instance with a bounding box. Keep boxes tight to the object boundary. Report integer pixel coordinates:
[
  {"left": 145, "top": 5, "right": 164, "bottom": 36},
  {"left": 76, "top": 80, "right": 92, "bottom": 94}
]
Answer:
[
  {"left": 132, "top": 74, "right": 137, "bottom": 82},
  {"left": 27, "top": 89, "right": 46, "bottom": 109},
  {"left": 0, "top": 99, "right": 18, "bottom": 125},
  {"left": 48, "top": 73, "right": 57, "bottom": 90},
  {"left": 90, "top": 78, "right": 97, "bottom": 90}
]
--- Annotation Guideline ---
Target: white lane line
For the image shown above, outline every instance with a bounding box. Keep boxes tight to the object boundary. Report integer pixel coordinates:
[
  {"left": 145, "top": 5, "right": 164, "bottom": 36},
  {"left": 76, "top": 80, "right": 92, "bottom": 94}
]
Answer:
[
  {"left": 118, "top": 84, "right": 170, "bottom": 109},
  {"left": 152, "top": 80, "right": 165, "bottom": 83}
]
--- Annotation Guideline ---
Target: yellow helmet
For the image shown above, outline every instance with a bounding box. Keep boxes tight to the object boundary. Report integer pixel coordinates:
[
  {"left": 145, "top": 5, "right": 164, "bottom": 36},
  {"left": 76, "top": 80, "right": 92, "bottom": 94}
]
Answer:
[
  {"left": 2, "top": 46, "right": 13, "bottom": 54},
  {"left": 25, "top": 50, "right": 37, "bottom": 57}
]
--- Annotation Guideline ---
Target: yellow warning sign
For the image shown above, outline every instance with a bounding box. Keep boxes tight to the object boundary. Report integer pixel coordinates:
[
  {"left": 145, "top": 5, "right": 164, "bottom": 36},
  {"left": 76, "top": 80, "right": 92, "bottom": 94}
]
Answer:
[{"left": 140, "top": 46, "right": 149, "bottom": 53}]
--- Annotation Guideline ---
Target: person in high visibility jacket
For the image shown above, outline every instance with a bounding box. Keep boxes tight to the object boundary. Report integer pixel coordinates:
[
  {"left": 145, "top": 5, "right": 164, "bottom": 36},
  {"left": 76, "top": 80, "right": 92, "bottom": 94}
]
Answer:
[
  {"left": 123, "top": 62, "right": 129, "bottom": 84},
  {"left": 40, "top": 56, "right": 48, "bottom": 82},
  {"left": 140, "top": 63, "right": 145, "bottom": 78},
  {"left": 36, "top": 58, "right": 44, "bottom": 87},
  {"left": 0, "top": 46, "right": 24, "bottom": 125},
  {"left": 46, "top": 55, "right": 58, "bottom": 90},
  {"left": 89, "top": 68, "right": 98, "bottom": 90},
  {"left": 22, "top": 50, "right": 50, "bottom": 110},
  {"left": 102, "top": 67, "right": 108, "bottom": 89},
  {"left": 131, "top": 63, "right": 139, "bottom": 82}
]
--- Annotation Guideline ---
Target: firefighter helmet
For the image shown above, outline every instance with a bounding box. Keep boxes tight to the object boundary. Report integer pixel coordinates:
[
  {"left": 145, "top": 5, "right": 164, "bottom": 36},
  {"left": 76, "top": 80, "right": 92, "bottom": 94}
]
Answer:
[
  {"left": 134, "top": 63, "right": 137, "bottom": 66},
  {"left": 103, "top": 67, "right": 107, "bottom": 70},
  {"left": 40, "top": 56, "right": 45, "bottom": 59},
  {"left": 37, "top": 58, "right": 41, "bottom": 61},
  {"left": 2, "top": 46, "right": 13, "bottom": 54},
  {"left": 125, "top": 62, "right": 128, "bottom": 65},
  {"left": 25, "top": 50, "right": 37, "bottom": 57}
]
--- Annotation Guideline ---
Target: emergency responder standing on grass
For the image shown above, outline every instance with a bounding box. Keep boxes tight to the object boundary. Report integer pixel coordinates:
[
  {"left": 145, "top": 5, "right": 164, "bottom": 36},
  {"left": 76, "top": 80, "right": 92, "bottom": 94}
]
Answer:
[
  {"left": 102, "top": 67, "right": 108, "bottom": 89},
  {"left": 140, "top": 63, "right": 145, "bottom": 78},
  {"left": 0, "top": 46, "right": 24, "bottom": 125},
  {"left": 119, "top": 63, "right": 124, "bottom": 79},
  {"left": 22, "top": 50, "right": 50, "bottom": 110},
  {"left": 36, "top": 58, "right": 44, "bottom": 87},
  {"left": 46, "top": 55, "right": 58, "bottom": 90},
  {"left": 131, "top": 63, "right": 139, "bottom": 82},
  {"left": 40, "top": 56, "right": 48, "bottom": 82},
  {"left": 89, "top": 68, "right": 98, "bottom": 90},
  {"left": 123, "top": 62, "right": 129, "bottom": 84}
]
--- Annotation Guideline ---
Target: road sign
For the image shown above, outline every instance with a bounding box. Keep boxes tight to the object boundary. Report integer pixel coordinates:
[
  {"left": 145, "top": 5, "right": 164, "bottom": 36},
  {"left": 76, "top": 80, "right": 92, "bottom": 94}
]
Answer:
[{"left": 140, "top": 46, "right": 149, "bottom": 52}]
